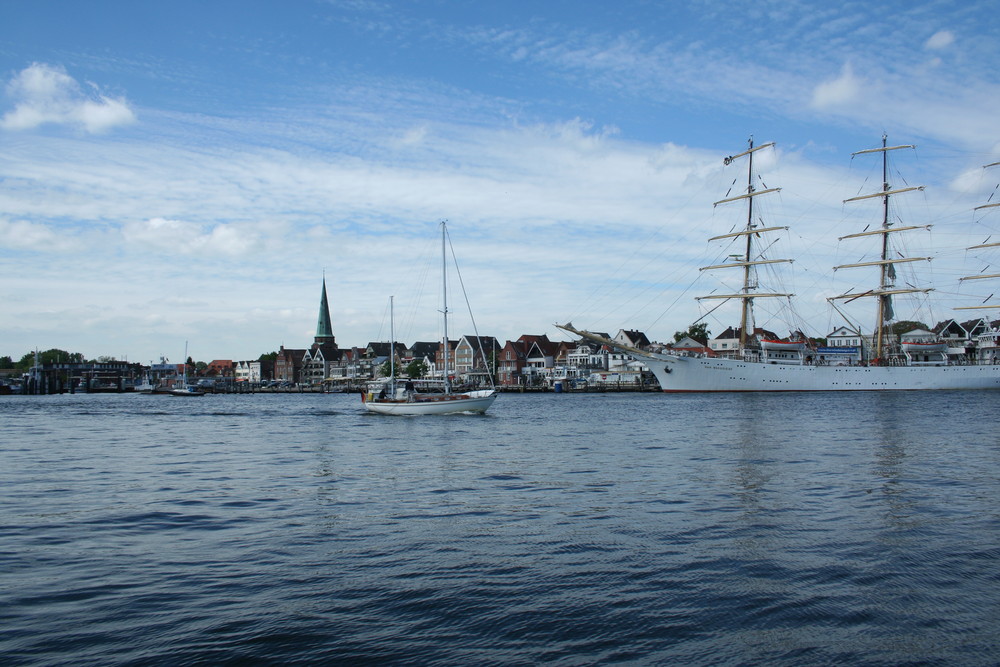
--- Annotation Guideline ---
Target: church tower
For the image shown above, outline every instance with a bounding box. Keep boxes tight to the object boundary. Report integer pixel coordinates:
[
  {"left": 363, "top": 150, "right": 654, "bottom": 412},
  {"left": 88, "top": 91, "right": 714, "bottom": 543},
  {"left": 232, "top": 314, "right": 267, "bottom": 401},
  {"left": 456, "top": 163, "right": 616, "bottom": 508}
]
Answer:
[
  {"left": 315, "top": 277, "right": 335, "bottom": 345},
  {"left": 301, "top": 276, "right": 341, "bottom": 386}
]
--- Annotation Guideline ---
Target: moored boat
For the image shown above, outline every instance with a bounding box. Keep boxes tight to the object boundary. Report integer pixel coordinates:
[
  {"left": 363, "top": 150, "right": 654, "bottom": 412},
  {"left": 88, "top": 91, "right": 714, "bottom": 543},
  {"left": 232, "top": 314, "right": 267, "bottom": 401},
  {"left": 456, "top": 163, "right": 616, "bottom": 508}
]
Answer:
[
  {"left": 168, "top": 343, "right": 206, "bottom": 396},
  {"left": 169, "top": 385, "right": 206, "bottom": 397}
]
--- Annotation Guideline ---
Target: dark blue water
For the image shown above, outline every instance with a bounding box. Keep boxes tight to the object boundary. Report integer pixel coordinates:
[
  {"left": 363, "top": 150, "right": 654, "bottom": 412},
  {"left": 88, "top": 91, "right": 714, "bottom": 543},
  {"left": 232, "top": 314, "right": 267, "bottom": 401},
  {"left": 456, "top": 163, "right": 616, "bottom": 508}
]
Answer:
[{"left": 2, "top": 391, "right": 999, "bottom": 665}]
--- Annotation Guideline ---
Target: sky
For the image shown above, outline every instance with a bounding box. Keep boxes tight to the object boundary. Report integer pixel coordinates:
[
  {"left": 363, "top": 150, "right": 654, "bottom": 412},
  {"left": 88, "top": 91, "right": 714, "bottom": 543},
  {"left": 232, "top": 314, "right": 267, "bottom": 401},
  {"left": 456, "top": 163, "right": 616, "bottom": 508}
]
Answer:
[{"left": 3, "top": 0, "right": 1000, "bottom": 364}]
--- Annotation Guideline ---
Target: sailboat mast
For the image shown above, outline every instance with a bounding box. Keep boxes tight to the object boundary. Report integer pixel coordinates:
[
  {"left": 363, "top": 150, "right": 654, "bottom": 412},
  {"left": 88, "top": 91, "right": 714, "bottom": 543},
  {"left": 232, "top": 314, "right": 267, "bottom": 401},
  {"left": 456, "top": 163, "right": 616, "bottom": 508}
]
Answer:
[
  {"left": 740, "top": 137, "right": 755, "bottom": 350},
  {"left": 389, "top": 296, "right": 396, "bottom": 393},
  {"left": 441, "top": 221, "right": 451, "bottom": 394}
]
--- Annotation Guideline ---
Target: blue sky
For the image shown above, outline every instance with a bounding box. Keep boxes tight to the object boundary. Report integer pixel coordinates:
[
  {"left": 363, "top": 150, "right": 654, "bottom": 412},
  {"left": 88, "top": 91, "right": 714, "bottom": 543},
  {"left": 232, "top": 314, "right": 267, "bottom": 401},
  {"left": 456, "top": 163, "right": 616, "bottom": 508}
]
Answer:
[{"left": 2, "top": 0, "right": 1000, "bottom": 363}]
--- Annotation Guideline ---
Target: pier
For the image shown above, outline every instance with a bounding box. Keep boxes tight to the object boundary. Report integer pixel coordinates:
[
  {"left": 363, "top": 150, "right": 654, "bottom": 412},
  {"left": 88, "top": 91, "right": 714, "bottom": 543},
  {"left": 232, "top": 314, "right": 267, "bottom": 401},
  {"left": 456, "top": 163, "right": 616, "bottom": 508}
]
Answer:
[{"left": 22, "top": 361, "right": 144, "bottom": 395}]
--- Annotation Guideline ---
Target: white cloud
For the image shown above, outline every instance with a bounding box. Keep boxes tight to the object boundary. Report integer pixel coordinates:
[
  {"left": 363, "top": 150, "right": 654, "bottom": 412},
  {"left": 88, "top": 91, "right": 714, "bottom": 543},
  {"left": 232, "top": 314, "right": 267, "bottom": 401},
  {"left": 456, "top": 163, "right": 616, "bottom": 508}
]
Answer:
[
  {"left": 811, "top": 63, "right": 861, "bottom": 109},
  {"left": 1, "top": 63, "right": 136, "bottom": 133},
  {"left": 0, "top": 218, "right": 77, "bottom": 252},
  {"left": 925, "top": 30, "right": 955, "bottom": 50},
  {"left": 122, "top": 218, "right": 261, "bottom": 257}
]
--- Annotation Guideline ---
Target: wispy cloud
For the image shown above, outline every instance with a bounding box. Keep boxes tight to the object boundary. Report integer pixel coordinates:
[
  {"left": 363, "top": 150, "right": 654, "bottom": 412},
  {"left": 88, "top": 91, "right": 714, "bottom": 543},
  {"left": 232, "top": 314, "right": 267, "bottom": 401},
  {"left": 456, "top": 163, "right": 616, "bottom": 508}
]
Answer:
[
  {"left": 925, "top": 30, "right": 955, "bottom": 50},
  {"left": 410, "top": 2, "right": 1000, "bottom": 150}
]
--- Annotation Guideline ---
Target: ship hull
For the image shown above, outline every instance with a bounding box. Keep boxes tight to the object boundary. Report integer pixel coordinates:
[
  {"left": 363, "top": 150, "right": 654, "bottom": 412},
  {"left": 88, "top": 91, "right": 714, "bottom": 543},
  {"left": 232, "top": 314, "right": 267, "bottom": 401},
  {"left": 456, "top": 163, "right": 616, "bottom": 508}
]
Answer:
[{"left": 642, "top": 355, "right": 1000, "bottom": 392}]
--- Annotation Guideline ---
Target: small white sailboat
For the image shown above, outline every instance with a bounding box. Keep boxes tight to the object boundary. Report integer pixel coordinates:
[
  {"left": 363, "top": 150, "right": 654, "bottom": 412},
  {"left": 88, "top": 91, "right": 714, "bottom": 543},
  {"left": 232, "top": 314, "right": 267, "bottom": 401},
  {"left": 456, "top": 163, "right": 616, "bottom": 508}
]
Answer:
[
  {"left": 169, "top": 342, "right": 206, "bottom": 397},
  {"left": 363, "top": 222, "right": 497, "bottom": 415}
]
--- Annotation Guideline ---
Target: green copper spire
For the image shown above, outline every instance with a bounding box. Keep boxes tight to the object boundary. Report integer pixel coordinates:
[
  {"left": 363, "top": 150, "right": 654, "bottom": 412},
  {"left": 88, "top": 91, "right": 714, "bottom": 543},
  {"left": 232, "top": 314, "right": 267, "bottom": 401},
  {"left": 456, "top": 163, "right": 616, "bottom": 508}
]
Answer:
[{"left": 315, "top": 277, "right": 334, "bottom": 341}]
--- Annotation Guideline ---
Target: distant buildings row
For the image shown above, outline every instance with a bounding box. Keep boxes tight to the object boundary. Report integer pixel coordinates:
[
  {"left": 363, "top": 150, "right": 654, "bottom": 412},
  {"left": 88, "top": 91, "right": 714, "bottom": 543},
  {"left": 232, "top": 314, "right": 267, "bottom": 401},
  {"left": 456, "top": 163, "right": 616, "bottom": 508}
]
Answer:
[
  {"left": 223, "top": 281, "right": 665, "bottom": 388},
  {"left": 8, "top": 280, "right": 996, "bottom": 394}
]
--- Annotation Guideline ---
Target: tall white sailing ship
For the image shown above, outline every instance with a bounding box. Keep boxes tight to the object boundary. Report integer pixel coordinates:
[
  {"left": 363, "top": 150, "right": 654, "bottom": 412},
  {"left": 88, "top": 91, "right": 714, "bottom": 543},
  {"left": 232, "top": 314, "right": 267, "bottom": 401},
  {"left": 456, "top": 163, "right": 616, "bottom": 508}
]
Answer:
[{"left": 560, "top": 137, "right": 1000, "bottom": 392}]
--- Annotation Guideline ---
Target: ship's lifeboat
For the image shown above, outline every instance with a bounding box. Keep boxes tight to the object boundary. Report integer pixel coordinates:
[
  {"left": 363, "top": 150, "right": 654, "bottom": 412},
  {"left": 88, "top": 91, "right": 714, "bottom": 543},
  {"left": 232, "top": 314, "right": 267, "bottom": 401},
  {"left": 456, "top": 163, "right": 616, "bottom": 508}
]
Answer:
[{"left": 760, "top": 339, "right": 807, "bottom": 351}]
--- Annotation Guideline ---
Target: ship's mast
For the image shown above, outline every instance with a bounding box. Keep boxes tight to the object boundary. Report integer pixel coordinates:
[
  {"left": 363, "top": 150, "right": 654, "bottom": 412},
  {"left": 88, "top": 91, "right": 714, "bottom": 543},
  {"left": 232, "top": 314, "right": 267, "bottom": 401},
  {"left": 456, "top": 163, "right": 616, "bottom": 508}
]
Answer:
[
  {"left": 700, "top": 138, "right": 790, "bottom": 354},
  {"left": 832, "top": 134, "right": 931, "bottom": 360},
  {"left": 877, "top": 135, "right": 891, "bottom": 355},
  {"left": 740, "top": 140, "right": 756, "bottom": 348}
]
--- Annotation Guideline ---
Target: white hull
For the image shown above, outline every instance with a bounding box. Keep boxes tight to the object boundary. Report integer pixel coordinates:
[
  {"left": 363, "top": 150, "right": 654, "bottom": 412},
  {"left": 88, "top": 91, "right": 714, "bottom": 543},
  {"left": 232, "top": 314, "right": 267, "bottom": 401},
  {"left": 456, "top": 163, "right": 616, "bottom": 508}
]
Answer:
[
  {"left": 642, "top": 354, "right": 1000, "bottom": 392},
  {"left": 169, "top": 387, "right": 206, "bottom": 396},
  {"left": 363, "top": 389, "right": 496, "bottom": 415}
]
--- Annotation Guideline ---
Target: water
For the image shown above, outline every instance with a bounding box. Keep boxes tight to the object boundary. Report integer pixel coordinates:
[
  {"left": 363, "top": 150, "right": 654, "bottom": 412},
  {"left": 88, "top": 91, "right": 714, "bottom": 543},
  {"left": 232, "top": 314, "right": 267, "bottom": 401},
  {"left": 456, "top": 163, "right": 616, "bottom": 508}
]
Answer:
[{"left": 2, "top": 391, "right": 999, "bottom": 665}]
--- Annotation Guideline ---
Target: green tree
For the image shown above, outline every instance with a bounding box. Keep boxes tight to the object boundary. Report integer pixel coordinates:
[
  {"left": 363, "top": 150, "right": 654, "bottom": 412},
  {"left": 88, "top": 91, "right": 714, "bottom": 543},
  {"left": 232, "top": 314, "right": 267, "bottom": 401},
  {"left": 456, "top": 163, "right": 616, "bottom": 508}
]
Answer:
[
  {"left": 404, "top": 359, "right": 428, "bottom": 379},
  {"left": 378, "top": 360, "right": 399, "bottom": 378},
  {"left": 258, "top": 351, "right": 278, "bottom": 362},
  {"left": 16, "top": 349, "right": 84, "bottom": 369},
  {"left": 674, "top": 323, "right": 711, "bottom": 345},
  {"left": 0, "top": 355, "right": 13, "bottom": 368}
]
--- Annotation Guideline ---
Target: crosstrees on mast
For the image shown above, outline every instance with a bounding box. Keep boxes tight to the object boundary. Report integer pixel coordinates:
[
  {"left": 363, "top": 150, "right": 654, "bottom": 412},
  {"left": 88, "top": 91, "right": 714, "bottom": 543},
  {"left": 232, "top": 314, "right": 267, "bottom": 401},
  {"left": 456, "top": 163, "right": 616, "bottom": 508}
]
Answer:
[
  {"left": 829, "top": 134, "right": 930, "bottom": 359},
  {"left": 706, "top": 138, "right": 791, "bottom": 350}
]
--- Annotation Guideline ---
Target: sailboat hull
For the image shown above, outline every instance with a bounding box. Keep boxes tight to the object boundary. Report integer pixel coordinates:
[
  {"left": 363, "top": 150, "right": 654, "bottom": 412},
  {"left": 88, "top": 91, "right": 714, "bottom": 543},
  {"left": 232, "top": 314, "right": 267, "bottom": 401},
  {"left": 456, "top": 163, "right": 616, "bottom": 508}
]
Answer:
[
  {"left": 363, "top": 390, "right": 497, "bottom": 415},
  {"left": 642, "top": 355, "right": 1000, "bottom": 392}
]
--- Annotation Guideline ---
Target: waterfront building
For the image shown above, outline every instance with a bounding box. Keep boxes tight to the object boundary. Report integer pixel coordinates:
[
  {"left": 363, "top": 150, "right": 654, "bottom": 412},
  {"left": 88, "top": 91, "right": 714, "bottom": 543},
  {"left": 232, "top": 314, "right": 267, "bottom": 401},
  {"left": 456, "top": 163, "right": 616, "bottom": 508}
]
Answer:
[{"left": 454, "top": 335, "right": 500, "bottom": 379}]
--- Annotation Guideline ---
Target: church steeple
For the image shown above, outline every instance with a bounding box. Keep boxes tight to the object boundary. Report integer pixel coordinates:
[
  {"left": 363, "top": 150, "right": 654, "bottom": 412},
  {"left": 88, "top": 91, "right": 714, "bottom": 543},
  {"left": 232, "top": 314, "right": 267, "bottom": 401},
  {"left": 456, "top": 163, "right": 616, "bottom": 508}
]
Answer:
[{"left": 315, "top": 277, "right": 335, "bottom": 344}]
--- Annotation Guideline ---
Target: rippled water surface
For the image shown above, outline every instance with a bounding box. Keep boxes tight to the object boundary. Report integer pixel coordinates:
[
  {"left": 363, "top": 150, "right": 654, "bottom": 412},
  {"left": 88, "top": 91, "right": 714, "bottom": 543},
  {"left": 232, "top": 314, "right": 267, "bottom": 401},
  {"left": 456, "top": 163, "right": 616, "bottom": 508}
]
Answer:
[{"left": 2, "top": 391, "right": 1000, "bottom": 665}]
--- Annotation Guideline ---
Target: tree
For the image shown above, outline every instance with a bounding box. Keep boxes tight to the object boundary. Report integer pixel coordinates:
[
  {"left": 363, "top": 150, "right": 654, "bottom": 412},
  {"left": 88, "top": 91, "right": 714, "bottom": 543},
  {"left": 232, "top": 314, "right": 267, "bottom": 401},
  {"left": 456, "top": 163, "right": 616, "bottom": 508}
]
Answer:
[
  {"left": 15, "top": 349, "right": 84, "bottom": 369},
  {"left": 404, "top": 359, "right": 428, "bottom": 379},
  {"left": 378, "top": 360, "right": 399, "bottom": 378},
  {"left": 0, "top": 356, "right": 13, "bottom": 368},
  {"left": 674, "top": 323, "right": 711, "bottom": 345},
  {"left": 258, "top": 351, "right": 278, "bottom": 362}
]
